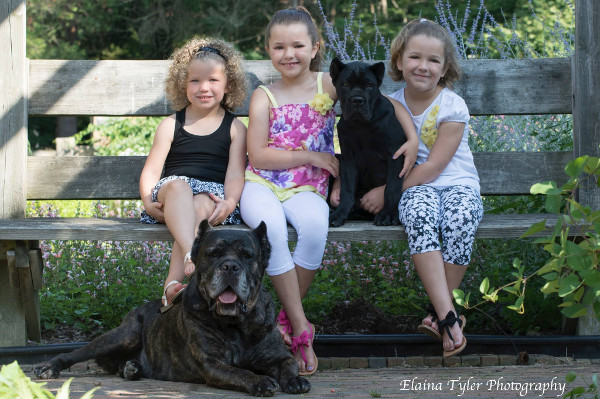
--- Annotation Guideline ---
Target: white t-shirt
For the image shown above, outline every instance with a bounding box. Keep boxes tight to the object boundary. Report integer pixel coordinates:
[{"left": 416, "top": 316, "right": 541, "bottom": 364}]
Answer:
[{"left": 389, "top": 87, "right": 480, "bottom": 192}]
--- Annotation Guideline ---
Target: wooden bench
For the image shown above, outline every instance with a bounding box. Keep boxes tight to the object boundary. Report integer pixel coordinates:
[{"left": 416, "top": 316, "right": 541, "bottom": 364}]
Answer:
[{"left": 1, "top": 0, "right": 599, "bottom": 347}]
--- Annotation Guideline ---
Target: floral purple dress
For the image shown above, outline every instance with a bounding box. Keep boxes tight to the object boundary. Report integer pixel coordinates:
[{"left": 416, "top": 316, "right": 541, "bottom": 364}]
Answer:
[{"left": 245, "top": 72, "right": 336, "bottom": 200}]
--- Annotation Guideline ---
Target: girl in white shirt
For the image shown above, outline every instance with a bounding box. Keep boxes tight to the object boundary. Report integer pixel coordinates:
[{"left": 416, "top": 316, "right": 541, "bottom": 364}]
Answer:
[{"left": 388, "top": 18, "right": 483, "bottom": 358}]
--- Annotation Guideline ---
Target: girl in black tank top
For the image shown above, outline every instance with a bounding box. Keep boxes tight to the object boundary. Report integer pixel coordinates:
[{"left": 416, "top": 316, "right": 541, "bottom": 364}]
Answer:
[{"left": 138, "top": 37, "right": 248, "bottom": 310}]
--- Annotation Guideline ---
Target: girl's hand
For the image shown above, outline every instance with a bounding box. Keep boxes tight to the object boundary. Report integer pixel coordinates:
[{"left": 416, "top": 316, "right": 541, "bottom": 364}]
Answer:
[
  {"left": 311, "top": 152, "right": 339, "bottom": 177},
  {"left": 393, "top": 138, "right": 418, "bottom": 178},
  {"left": 144, "top": 202, "right": 164, "bottom": 223},
  {"left": 360, "top": 185, "right": 385, "bottom": 214},
  {"left": 329, "top": 176, "right": 341, "bottom": 207},
  {"left": 207, "top": 193, "right": 234, "bottom": 226}
]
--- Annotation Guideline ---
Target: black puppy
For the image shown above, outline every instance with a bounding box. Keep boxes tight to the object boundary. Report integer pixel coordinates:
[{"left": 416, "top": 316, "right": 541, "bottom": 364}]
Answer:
[
  {"left": 34, "top": 221, "right": 310, "bottom": 397},
  {"left": 329, "top": 58, "right": 406, "bottom": 227}
]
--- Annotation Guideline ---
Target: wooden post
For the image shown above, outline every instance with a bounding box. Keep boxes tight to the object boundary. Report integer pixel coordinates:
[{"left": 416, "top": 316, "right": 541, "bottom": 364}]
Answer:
[
  {"left": 0, "top": 0, "right": 28, "bottom": 347},
  {"left": 572, "top": 0, "right": 600, "bottom": 335}
]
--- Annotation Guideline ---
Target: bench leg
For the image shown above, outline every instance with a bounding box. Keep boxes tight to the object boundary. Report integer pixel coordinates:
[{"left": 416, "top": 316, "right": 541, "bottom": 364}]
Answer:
[{"left": 0, "top": 240, "right": 42, "bottom": 346}]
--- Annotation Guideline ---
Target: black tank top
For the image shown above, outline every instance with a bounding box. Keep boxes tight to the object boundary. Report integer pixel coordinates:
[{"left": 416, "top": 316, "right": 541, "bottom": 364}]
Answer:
[{"left": 163, "top": 108, "right": 233, "bottom": 183}]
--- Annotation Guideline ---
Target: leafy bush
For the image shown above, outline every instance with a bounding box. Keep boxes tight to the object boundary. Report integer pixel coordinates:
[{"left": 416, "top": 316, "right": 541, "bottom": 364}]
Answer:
[
  {"left": 455, "top": 155, "right": 600, "bottom": 322},
  {"left": 0, "top": 361, "right": 97, "bottom": 399}
]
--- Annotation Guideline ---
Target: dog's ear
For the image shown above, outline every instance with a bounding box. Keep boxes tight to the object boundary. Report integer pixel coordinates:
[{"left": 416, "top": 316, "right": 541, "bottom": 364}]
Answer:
[
  {"left": 191, "top": 220, "right": 212, "bottom": 262},
  {"left": 329, "top": 57, "right": 346, "bottom": 85},
  {"left": 369, "top": 62, "right": 386, "bottom": 87},
  {"left": 252, "top": 222, "right": 271, "bottom": 269}
]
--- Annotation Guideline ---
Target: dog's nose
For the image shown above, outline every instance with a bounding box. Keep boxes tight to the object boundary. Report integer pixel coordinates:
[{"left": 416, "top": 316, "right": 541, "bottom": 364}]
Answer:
[
  {"left": 220, "top": 261, "right": 240, "bottom": 273},
  {"left": 351, "top": 96, "right": 364, "bottom": 105}
]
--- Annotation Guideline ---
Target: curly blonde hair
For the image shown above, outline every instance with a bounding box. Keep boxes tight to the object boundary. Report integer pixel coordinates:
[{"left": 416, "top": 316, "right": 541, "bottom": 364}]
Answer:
[
  {"left": 389, "top": 19, "right": 461, "bottom": 89},
  {"left": 165, "top": 37, "right": 247, "bottom": 111}
]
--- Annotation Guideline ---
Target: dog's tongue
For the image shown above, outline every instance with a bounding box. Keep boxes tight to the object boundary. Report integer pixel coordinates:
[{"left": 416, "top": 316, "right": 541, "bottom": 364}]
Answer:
[{"left": 218, "top": 288, "right": 237, "bottom": 304}]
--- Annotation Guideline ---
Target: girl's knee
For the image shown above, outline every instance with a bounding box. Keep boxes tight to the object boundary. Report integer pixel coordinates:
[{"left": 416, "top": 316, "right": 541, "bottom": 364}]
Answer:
[{"left": 159, "top": 179, "right": 192, "bottom": 200}]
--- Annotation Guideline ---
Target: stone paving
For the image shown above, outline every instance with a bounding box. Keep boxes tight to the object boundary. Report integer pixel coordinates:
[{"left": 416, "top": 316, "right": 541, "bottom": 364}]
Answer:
[{"left": 21, "top": 355, "right": 600, "bottom": 399}]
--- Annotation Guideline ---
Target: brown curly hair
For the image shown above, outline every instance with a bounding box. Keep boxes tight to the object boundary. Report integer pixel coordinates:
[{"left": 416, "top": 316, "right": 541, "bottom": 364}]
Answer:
[
  {"left": 389, "top": 19, "right": 461, "bottom": 89},
  {"left": 265, "top": 6, "right": 325, "bottom": 72},
  {"left": 165, "top": 37, "right": 247, "bottom": 111}
]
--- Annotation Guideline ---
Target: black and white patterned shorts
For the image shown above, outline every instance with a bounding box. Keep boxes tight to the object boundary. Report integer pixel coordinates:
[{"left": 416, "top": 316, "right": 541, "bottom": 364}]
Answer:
[
  {"left": 399, "top": 185, "right": 483, "bottom": 265},
  {"left": 140, "top": 175, "right": 242, "bottom": 225}
]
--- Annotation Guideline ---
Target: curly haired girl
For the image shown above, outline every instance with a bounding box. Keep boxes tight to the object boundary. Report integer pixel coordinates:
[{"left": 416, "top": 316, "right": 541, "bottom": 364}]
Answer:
[{"left": 139, "top": 37, "right": 248, "bottom": 311}]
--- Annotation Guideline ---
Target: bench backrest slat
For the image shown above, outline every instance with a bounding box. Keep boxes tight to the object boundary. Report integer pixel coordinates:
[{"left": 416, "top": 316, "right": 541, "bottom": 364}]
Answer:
[
  {"left": 28, "top": 58, "right": 571, "bottom": 117},
  {"left": 26, "top": 151, "right": 571, "bottom": 200}
]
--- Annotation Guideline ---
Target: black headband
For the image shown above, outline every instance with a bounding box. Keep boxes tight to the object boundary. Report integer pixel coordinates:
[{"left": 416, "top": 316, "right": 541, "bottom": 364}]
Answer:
[{"left": 196, "top": 46, "right": 226, "bottom": 60}]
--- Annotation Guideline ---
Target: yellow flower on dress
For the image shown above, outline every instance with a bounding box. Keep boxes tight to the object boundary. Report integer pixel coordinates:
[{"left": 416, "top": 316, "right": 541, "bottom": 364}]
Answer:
[
  {"left": 421, "top": 105, "right": 440, "bottom": 148},
  {"left": 309, "top": 93, "right": 334, "bottom": 116}
]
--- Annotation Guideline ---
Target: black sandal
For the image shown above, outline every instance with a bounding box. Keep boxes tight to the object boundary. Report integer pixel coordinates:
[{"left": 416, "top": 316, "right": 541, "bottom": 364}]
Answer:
[
  {"left": 417, "top": 304, "right": 442, "bottom": 341},
  {"left": 438, "top": 310, "right": 467, "bottom": 358}
]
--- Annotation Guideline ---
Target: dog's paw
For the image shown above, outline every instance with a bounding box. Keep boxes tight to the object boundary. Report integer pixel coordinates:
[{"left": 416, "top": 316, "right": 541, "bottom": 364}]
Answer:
[
  {"left": 121, "top": 360, "right": 142, "bottom": 380},
  {"left": 374, "top": 210, "right": 399, "bottom": 226},
  {"left": 33, "top": 364, "right": 60, "bottom": 379},
  {"left": 250, "top": 376, "right": 279, "bottom": 397},
  {"left": 281, "top": 376, "right": 311, "bottom": 394},
  {"left": 329, "top": 211, "right": 346, "bottom": 227}
]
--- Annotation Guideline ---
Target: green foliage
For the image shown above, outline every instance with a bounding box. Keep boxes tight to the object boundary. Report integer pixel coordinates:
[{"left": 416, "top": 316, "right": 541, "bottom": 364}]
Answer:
[
  {"left": 455, "top": 155, "right": 600, "bottom": 322},
  {"left": 302, "top": 240, "right": 424, "bottom": 322},
  {"left": 74, "top": 117, "right": 159, "bottom": 156},
  {"left": 0, "top": 361, "right": 97, "bottom": 399},
  {"left": 564, "top": 372, "right": 599, "bottom": 399}
]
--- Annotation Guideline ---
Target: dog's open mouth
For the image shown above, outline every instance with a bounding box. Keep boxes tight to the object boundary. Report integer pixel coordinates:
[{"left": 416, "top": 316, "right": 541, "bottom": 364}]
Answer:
[
  {"left": 212, "top": 286, "right": 246, "bottom": 317},
  {"left": 218, "top": 288, "right": 238, "bottom": 304}
]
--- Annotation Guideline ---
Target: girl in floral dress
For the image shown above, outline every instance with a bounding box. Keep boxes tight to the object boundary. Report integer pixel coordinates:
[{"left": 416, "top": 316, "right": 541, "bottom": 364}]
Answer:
[{"left": 239, "top": 6, "right": 338, "bottom": 376}]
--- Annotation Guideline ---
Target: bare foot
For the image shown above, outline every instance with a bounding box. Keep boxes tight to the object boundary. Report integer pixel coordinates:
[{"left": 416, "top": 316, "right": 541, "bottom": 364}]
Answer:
[
  {"left": 291, "top": 323, "right": 317, "bottom": 374},
  {"left": 422, "top": 314, "right": 439, "bottom": 331},
  {"left": 441, "top": 320, "right": 464, "bottom": 352},
  {"left": 164, "top": 282, "right": 186, "bottom": 305}
]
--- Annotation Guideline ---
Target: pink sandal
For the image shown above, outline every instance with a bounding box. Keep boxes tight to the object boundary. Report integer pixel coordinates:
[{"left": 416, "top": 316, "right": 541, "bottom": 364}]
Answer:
[
  {"left": 276, "top": 309, "right": 293, "bottom": 348},
  {"left": 291, "top": 323, "right": 318, "bottom": 376}
]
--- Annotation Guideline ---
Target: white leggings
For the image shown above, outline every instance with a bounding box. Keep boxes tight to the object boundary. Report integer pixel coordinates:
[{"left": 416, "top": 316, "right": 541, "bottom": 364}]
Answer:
[{"left": 240, "top": 182, "right": 329, "bottom": 276}]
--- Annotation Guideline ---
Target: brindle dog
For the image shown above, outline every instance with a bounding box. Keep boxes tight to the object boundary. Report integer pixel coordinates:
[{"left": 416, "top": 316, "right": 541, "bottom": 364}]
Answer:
[{"left": 34, "top": 221, "right": 310, "bottom": 397}]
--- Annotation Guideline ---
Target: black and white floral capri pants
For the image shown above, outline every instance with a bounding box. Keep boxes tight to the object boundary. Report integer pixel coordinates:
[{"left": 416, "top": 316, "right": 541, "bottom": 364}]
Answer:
[{"left": 399, "top": 185, "right": 483, "bottom": 266}]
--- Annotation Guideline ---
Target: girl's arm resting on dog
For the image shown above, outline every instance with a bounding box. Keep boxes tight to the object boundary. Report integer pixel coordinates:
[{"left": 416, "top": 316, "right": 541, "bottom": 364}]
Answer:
[
  {"left": 402, "top": 121, "right": 464, "bottom": 191},
  {"left": 246, "top": 89, "right": 339, "bottom": 177},
  {"left": 139, "top": 116, "right": 175, "bottom": 221},
  {"left": 208, "top": 118, "right": 247, "bottom": 225},
  {"left": 387, "top": 96, "right": 418, "bottom": 178}
]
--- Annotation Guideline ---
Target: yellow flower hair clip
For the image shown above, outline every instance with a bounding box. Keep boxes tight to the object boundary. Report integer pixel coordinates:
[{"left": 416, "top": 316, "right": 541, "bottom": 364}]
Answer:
[
  {"left": 309, "top": 93, "right": 334, "bottom": 116},
  {"left": 421, "top": 105, "right": 440, "bottom": 148}
]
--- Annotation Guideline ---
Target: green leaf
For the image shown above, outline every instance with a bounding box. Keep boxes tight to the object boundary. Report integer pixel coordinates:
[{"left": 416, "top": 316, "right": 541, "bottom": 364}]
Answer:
[
  {"left": 537, "top": 258, "right": 561, "bottom": 275},
  {"left": 584, "top": 156, "right": 600, "bottom": 175},
  {"left": 565, "top": 241, "right": 593, "bottom": 271},
  {"left": 521, "top": 220, "right": 548, "bottom": 238},
  {"left": 541, "top": 280, "right": 560, "bottom": 294},
  {"left": 574, "top": 287, "right": 585, "bottom": 302},
  {"left": 565, "top": 156, "right": 588, "bottom": 178},
  {"left": 479, "top": 278, "right": 490, "bottom": 295},
  {"left": 545, "top": 194, "right": 562, "bottom": 214},
  {"left": 559, "top": 274, "right": 582, "bottom": 297},
  {"left": 507, "top": 296, "right": 525, "bottom": 314},
  {"left": 560, "top": 303, "right": 589, "bottom": 318},
  {"left": 565, "top": 371, "right": 577, "bottom": 382},
  {"left": 453, "top": 289, "right": 465, "bottom": 306},
  {"left": 530, "top": 181, "right": 561, "bottom": 195}
]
